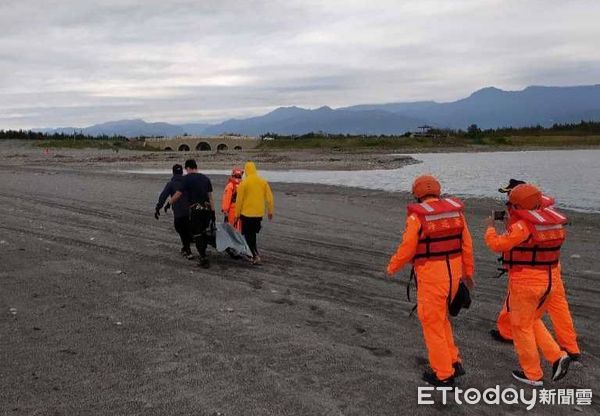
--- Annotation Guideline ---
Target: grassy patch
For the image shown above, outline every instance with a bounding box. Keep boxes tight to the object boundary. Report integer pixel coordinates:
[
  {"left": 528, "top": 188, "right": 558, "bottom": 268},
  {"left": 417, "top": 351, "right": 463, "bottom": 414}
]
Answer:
[
  {"left": 259, "top": 136, "right": 467, "bottom": 150},
  {"left": 34, "top": 139, "right": 149, "bottom": 151},
  {"left": 498, "top": 135, "right": 600, "bottom": 147}
]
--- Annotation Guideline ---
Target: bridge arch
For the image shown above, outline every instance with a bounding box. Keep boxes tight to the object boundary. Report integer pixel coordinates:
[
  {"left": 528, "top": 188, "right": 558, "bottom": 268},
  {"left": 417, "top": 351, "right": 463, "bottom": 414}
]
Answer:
[
  {"left": 234, "top": 145, "right": 242, "bottom": 151},
  {"left": 196, "top": 142, "right": 211, "bottom": 151},
  {"left": 178, "top": 144, "right": 190, "bottom": 152},
  {"left": 217, "top": 143, "right": 228, "bottom": 152},
  {"left": 164, "top": 146, "right": 173, "bottom": 151}
]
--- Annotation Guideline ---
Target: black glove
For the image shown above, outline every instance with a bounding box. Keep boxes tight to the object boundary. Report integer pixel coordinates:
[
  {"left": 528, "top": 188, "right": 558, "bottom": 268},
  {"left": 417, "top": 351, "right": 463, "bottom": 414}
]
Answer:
[
  {"left": 154, "top": 208, "right": 160, "bottom": 220},
  {"left": 164, "top": 202, "right": 171, "bottom": 213}
]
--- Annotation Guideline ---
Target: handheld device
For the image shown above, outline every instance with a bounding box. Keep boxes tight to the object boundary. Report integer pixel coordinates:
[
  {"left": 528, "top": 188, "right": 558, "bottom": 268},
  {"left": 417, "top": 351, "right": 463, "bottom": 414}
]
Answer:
[{"left": 493, "top": 210, "right": 506, "bottom": 221}]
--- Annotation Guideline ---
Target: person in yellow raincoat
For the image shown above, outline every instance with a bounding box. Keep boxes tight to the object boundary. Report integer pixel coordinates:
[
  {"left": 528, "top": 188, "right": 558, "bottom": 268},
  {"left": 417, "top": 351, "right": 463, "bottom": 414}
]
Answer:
[
  {"left": 387, "top": 175, "right": 474, "bottom": 386},
  {"left": 234, "top": 161, "right": 274, "bottom": 264}
]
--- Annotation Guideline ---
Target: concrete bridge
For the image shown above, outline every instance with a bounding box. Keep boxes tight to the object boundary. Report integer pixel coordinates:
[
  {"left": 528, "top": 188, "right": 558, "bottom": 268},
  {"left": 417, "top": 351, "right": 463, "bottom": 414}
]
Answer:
[{"left": 144, "top": 135, "right": 260, "bottom": 152}]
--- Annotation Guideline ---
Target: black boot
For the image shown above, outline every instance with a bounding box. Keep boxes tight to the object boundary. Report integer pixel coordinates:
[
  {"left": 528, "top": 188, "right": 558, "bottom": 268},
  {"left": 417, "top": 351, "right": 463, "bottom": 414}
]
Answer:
[
  {"left": 453, "top": 362, "right": 466, "bottom": 377},
  {"left": 512, "top": 370, "right": 543, "bottom": 387},
  {"left": 490, "top": 329, "right": 513, "bottom": 344},
  {"left": 552, "top": 355, "right": 572, "bottom": 381},
  {"left": 198, "top": 256, "right": 210, "bottom": 269},
  {"left": 422, "top": 370, "right": 454, "bottom": 387}
]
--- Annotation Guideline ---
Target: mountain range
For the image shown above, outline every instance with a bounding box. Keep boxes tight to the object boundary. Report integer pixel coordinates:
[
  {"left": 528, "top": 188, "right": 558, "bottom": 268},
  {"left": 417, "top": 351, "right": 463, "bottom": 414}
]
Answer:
[{"left": 35, "top": 85, "right": 600, "bottom": 137}]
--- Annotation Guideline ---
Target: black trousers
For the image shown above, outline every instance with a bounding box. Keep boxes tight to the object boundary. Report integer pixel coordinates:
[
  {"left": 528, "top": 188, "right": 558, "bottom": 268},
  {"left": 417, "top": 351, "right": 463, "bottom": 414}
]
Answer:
[
  {"left": 190, "top": 208, "right": 212, "bottom": 258},
  {"left": 241, "top": 216, "right": 262, "bottom": 257},
  {"left": 173, "top": 216, "right": 192, "bottom": 253}
]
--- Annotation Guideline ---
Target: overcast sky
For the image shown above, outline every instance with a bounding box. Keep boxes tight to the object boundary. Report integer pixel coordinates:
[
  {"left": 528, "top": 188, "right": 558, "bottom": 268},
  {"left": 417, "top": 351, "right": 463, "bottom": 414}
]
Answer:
[{"left": 2, "top": 0, "right": 600, "bottom": 129}]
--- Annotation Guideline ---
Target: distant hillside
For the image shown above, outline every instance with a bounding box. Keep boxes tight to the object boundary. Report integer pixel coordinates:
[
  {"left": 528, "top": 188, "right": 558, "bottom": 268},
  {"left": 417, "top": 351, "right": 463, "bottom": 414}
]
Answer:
[
  {"left": 202, "top": 106, "right": 426, "bottom": 135},
  {"left": 342, "top": 85, "right": 600, "bottom": 129},
  {"left": 33, "top": 85, "right": 600, "bottom": 136},
  {"left": 37, "top": 119, "right": 185, "bottom": 138}
]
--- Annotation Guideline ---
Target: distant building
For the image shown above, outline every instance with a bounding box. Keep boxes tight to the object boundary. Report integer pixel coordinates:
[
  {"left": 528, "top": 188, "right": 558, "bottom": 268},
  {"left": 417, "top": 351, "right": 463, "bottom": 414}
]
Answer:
[
  {"left": 414, "top": 125, "right": 433, "bottom": 137},
  {"left": 409, "top": 125, "right": 448, "bottom": 139}
]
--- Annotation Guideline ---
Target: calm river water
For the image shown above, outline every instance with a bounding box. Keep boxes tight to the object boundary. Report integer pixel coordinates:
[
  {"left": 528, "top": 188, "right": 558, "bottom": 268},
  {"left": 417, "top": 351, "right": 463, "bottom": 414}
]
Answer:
[{"left": 125, "top": 149, "right": 600, "bottom": 213}]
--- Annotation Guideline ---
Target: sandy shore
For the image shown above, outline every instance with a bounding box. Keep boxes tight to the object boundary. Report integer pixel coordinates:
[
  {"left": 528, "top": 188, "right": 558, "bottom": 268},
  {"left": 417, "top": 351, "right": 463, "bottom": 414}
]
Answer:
[{"left": 1, "top": 144, "right": 599, "bottom": 415}]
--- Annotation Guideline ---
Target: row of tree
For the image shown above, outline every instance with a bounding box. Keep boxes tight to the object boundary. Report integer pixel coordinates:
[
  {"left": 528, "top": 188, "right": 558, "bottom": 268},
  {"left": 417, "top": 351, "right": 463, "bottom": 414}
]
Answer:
[
  {"left": 0, "top": 130, "right": 130, "bottom": 141},
  {"left": 2, "top": 120, "right": 600, "bottom": 142},
  {"left": 260, "top": 121, "right": 600, "bottom": 140},
  {"left": 464, "top": 121, "right": 600, "bottom": 138}
]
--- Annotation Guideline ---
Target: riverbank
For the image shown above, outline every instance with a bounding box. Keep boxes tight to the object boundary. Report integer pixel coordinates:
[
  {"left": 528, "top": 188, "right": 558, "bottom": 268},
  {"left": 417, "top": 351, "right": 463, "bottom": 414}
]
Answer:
[
  {"left": 0, "top": 135, "right": 600, "bottom": 170},
  {"left": 3, "top": 138, "right": 600, "bottom": 173},
  {"left": 0, "top": 140, "right": 418, "bottom": 171},
  {"left": 1, "top": 161, "right": 599, "bottom": 415}
]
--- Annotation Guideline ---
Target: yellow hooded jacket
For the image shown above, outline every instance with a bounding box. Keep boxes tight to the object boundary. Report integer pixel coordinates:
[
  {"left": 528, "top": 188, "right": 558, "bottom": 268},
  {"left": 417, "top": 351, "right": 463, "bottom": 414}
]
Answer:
[{"left": 235, "top": 162, "right": 274, "bottom": 218}]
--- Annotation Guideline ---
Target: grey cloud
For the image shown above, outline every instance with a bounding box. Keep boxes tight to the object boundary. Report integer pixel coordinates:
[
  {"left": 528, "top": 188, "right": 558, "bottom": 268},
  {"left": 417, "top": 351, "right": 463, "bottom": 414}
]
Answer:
[{"left": 1, "top": 0, "right": 600, "bottom": 128}]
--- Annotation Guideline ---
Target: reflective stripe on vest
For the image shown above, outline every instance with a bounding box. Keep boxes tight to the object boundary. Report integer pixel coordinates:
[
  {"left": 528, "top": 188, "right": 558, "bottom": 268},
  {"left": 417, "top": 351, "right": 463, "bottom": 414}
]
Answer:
[
  {"left": 445, "top": 198, "right": 462, "bottom": 208},
  {"left": 424, "top": 211, "right": 461, "bottom": 222},
  {"left": 545, "top": 207, "right": 566, "bottom": 221},
  {"left": 535, "top": 224, "right": 562, "bottom": 232},
  {"left": 419, "top": 202, "right": 435, "bottom": 212},
  {"left": 529, "top": 210, "right": 547, "bottom": 223}
]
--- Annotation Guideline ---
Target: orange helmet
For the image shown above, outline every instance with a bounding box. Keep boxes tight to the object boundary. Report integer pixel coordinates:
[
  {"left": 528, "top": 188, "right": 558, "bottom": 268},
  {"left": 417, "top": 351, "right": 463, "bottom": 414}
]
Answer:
[
  {"left": 231, "top": 167, "right": 243, "bottom": 178},
  {"left": 509, "top": 184, "right": 542, "bottom": 209},
  {"left": 412, "top": 175, "right": 441, "bottom": 199}
]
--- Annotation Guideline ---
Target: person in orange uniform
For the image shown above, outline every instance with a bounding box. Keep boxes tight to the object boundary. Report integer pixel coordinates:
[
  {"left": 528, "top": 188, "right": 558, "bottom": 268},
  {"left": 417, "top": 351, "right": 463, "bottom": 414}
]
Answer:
[
  {"left": 484, "top": 184, "right": 572, "bottom": 386},
  {"left": 493, "top": 179, "right": 539, "bottom": 342},
  {"left": 386, "top": 175, "right": 474, "bottom": 387},
  {"left": 221, "top": 167, "right": 243, "bottom": 231},
  {"left": 490, "top": 181, "right": 580, "bottom": 362}
]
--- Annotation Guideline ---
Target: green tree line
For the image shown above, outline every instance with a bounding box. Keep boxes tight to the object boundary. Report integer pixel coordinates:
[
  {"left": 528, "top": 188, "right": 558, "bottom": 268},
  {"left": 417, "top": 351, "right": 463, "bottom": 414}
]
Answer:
[
  {"left": 0, "top": 130, "right": 130, "bottom": 141},
  {"left": 260, "top": 120, "right": 600, "bottom": 141}
]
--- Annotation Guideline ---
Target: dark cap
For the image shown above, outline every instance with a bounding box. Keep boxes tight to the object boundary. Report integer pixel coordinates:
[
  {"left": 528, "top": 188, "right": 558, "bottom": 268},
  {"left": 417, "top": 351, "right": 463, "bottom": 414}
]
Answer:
[
  {"left": 498, "top": 178, "right": 526, "bottom": 193},
  {"left": 172, "top": 164, "right": 183, "bottom": 175}
]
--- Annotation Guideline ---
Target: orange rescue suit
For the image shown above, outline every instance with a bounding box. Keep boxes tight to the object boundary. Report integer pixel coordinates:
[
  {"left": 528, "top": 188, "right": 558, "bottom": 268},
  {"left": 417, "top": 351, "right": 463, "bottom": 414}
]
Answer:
[
  {"left": 496, "top": 206, "right": 580, "bottom": 354},
  {"left": 485, "top": 206, "right": 572, "bottom": 380},
  {"left": 387, "top": 197, "right": 474, "bottom": 380},
  {"left": 221, "top": 177, "right": 241, "bottom": 231}
]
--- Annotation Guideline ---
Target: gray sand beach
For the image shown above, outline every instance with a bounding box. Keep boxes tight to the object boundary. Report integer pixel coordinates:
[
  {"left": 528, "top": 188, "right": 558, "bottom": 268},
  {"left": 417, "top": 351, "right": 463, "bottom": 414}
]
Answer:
[{"left": 1, "top": 144, "right": 599, "bottom": 415}]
